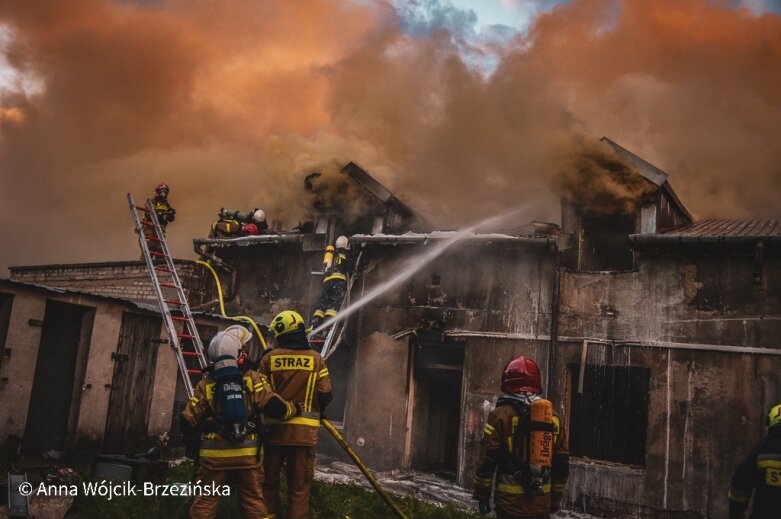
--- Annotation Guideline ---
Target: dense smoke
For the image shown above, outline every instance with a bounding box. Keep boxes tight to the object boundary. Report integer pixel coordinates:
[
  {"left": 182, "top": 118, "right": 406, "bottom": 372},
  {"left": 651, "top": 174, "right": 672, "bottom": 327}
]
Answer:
[{"left": 1, "top": 0, "right": 780, "bottom": 269}]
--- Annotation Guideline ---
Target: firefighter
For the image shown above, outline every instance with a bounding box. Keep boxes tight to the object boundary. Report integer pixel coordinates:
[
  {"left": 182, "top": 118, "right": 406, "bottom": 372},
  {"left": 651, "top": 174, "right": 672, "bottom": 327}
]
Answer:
[
  {"left": 181, "top": 328, "right": 298, "bottom": 519},
  {"left": 728, "top": 403, "right": 781, "bottom": 519},
  {"left": 148, "top": 183, "right": 176, "bottom": 228},
  {"left": 260, "top": 310, "right": 332, "bottom": 519},
  {"left": 209, "top": 208, "right": 267, "bottom": 239},
  {"left": 473, "top": 356, "right": 569, "bottom": 519},
  {"left": 308, "top": 236, "right": 352, "bottom": 335},
  {"left": 142, "top": 183, "right": 176, "bottom": 254}
]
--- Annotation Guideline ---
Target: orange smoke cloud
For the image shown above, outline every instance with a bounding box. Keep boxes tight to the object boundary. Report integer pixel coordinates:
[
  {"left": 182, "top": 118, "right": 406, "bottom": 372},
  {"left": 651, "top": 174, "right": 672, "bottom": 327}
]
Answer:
[{"left": 0, "top": 0, "right": 779, "bottom": 271}]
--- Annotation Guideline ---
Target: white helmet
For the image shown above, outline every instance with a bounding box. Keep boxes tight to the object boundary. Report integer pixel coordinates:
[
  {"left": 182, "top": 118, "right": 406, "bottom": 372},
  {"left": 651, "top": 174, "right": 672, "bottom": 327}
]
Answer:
[
  {"left": 253, "top": 209, "right": 266, "bottom": 223},
  {"left": 335, "top": 235, "right": 349, "bottom": 249},
  {"left": 208, "top": 331, "right": 242, "bottom": 361},
  {"left": 223, "top": 324, "right": 253, "bottom": 346}
]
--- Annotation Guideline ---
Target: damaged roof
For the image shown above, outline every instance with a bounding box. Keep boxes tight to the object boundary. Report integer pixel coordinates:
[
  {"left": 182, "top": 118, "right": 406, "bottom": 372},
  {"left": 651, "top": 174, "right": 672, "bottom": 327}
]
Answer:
[
  {"left": 631, "top": 217, "right": 781, "bottom": 243},
  {"left": 601, "top": 137, "right": 694, "bottom": 223},
  {"left": 351, "top": 231, "right": 555, "bottom": 245},
  {"left": 194, "top": 233, "right": 303, "bottom": 247}
]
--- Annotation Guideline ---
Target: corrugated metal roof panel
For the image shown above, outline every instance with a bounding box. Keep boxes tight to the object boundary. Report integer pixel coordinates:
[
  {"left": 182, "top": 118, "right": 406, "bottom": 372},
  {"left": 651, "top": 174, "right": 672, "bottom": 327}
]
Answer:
[{"left": 665, "top": 218, "right": 781, "bottom": 237}]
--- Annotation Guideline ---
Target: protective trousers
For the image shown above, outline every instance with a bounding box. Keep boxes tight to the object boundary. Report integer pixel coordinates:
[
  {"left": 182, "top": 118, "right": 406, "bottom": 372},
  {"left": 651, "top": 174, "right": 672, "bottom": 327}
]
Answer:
[
  {"left": 262, "top": 445, "right": 316, "bottom": 519},
  {"left": 189, "top": 464, "right": 268, "bottom": 519}
]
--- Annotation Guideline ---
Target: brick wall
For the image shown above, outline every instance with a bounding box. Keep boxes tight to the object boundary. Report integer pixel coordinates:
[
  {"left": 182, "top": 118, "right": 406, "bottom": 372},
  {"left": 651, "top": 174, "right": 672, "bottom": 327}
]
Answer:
[{"left": 9, "top": 260, "right": 213, "bottom": 306}]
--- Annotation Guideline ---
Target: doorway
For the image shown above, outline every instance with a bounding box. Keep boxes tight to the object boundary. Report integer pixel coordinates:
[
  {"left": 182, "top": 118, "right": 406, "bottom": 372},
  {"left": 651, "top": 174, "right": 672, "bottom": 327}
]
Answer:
[
  {"left": 408, "top": 339, "right": 464, "bottom": 477},
  {"left": 104, "top": 312, "right": 162, "bottom": 452},
  {"left": 24, "top": 300, "right": 93, "bottom": 455}
]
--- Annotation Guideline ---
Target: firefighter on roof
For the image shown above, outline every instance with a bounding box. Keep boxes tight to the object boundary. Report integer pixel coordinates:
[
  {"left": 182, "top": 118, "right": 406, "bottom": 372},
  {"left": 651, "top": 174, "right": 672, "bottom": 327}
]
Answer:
[
  {"left": 209, "top": 208, "right": 267, "bottom": 238},
  {"left": 260, "top": 310, "right": 332, "bottom": 519},
  {"left": 728, "top": 403, "right": 781, "bottom": 519},
  {"left": 308, "top": 235, "right": 352, "bottom": 335},
  {"left": 181, "top": 328, "right": 298, "bottom": 519},
  {"left": 473, "top": 356, "right": 569, "bottom": 519}
]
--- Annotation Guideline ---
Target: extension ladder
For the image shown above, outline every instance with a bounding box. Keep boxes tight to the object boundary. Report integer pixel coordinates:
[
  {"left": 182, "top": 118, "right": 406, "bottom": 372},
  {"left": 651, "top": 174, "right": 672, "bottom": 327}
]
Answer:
[{"left": 127, "top": 193, "right": 207, "bottom": 398}]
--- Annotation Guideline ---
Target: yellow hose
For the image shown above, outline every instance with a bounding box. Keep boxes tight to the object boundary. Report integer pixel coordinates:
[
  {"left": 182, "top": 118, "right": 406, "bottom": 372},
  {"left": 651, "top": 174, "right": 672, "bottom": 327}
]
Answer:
[
  {"left": 196, "top": 260, "right": 267, "bottom": 351},
  {"left": 321, "top": 419, "right": 410, "bottom": 519}
]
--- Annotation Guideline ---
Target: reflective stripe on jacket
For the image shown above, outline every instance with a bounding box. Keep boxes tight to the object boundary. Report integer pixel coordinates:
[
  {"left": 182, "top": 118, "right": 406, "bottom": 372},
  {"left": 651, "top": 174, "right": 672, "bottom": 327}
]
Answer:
[
  {"left": 472, "top": 401, "right": 569, "bottom": 517},
  {"left": 259, "top": 347, "right": 332, "bottom": 446},
  {"left": 182, "top": 370, "right": 294, "bottom": 469}
]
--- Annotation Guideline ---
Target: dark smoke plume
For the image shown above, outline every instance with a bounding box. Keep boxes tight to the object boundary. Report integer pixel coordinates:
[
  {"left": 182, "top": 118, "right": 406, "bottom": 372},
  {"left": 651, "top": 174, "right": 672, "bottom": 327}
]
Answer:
[{"left": 1, "top": 0, "right": 780, "bottom": 271}]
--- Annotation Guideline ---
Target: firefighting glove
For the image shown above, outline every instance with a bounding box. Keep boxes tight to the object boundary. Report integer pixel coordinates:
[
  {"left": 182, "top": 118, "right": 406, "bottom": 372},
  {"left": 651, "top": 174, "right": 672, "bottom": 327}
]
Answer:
[{"left": 477, "top": 500, "right": 491, "bottom": 515}]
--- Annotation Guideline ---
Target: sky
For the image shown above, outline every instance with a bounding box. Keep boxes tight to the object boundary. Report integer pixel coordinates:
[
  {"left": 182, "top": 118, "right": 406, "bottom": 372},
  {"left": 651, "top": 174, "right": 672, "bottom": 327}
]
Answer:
[{"left": 0, "top": 0, "right": 780, "bottom": 272}]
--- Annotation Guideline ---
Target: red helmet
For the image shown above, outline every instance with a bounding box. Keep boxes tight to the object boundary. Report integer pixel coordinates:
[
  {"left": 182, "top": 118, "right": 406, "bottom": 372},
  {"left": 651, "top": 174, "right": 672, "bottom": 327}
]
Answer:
[
  {"left": 501, "top": 356, "right": 542, "bottom": 394},
  {"left": 155, "top": 183, "right": 169, "bottom": 195},
  {"left": 242, "top": 223, "right": 259, "bottom": 236}
]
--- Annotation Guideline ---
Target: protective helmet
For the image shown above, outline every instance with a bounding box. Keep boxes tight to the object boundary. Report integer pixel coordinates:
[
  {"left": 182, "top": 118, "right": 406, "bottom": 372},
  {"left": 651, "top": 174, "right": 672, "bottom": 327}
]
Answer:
[
  {"left": 253, "top": 209, "right": 266, "bottom": 223},
  {"left": 208, "top": 331, "right": 242, "bottom": 362},
  {"left": 767, "top": 403, "right": 781, "bottom": 430},
  {"left": 223, "top": 324, "right": 252, "bottom": 346},
  {"left": 242, "top": 223, "right": 259, "bottom": 236},
  {"left": 501, "top": 356, "right": 542, "bottom": 394},
  {"left": 270, "top": 310, "right": 306, "bottom": 337},
  {"left": 335, "top": 235, "right": 349, "bottom": 250},
  {"left": 155, "top": 183, "right": 169, "bottom": 195}
]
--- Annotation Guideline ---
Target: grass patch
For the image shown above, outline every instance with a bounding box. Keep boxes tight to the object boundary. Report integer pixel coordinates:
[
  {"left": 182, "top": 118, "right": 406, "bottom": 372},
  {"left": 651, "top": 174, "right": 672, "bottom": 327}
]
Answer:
[{"left": 70, "top": 461, "right": 480, "bottom": 519}]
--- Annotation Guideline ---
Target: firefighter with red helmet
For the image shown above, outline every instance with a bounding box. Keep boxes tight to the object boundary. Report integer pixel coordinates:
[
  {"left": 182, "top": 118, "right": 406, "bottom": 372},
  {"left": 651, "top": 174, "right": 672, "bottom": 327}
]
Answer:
[
  {"left": 473, "top": 356, "right": 569, "bottom": 518},
  {"left": 142, "top": 183, "right": 176, "bottom": 254},
  {"left": 728, "top": 403, "right": 781, "bottom": 518}
]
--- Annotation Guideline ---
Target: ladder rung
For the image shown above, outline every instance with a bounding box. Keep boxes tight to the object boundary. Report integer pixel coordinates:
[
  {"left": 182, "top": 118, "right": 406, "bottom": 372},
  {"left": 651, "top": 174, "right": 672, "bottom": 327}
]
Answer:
[
  {"left": 164, "top": 299, "right": 185, "bottom": 305},
  {"left": 141, "top": 220, "right": 155, "bottom": 227},
  {"left": 160, "top": 282, "right": 178, "bottom": 288},
  {"left": 178, "top": 333, "right": 195, "bottom": 339},
  {"left": 171, "top": 316, "right": 188, "bottom": 322},
  {"left": 136, "top": 207, "right": 151, "bottom": 213},
  {"left": 150, "top": 252, "right": 166, "bottom": 257},
  {"left": 187, "top": 369, "right": 202, "bottom": 374},
  {"left": 146, "top": 236, "right": 162, "bottom": 242},
  {"left": 181, "top": 351, "right": 199, "bottom": 357},
  {"left": 155, "top": 267, "right": 171, "bottom": 273}
]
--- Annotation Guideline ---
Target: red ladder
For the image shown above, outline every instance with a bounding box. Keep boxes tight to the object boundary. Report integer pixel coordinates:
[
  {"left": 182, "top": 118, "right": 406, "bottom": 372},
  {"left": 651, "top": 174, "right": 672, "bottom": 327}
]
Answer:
[{"left": 127, "top": 193, "right": 207, "bottom": 398}]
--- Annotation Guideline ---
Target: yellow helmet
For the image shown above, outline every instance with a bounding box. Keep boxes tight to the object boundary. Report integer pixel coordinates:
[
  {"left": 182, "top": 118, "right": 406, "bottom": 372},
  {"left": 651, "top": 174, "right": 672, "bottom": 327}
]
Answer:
[
  {"left": 767, "top": 403, "right": 781, "bottom": 430},
  {"left": 270, "top": 310, "right": 305, "bottom": 337}
]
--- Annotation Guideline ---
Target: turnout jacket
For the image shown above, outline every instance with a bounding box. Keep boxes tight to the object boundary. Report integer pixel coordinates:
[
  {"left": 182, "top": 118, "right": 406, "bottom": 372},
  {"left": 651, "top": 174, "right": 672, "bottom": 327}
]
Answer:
[
  {"left": 182, "top": 369, "right": 296, "bottom": 470},
  {"left": 729, "top": 424, "right": 781, "bottom": 519},
  {"left": 259, "top": 332, "right": 332, "bottom": 446},
  {"left": 323, "top": 248, "right": 352, "bottom": 283},
  {"left": 146, "top": 195, "right": 175, "bottom": 227},
  {"left": 473, "top": 398, "right": 569, "bottom": 517}
]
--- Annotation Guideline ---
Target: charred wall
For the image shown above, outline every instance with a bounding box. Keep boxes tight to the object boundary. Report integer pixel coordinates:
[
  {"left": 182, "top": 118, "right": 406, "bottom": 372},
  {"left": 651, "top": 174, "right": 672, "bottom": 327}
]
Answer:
[{"left": 553, "top": 243, "right": 781, "bottom": 518}]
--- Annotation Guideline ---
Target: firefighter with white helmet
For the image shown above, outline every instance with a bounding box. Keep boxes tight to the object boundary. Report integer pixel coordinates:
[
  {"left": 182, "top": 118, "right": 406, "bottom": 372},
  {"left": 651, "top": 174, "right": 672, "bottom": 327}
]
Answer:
[
  {"left": 308, "top": 236, "right": 352, "bottom": 335},
  {"left": 473, "top": 356, "right": 569, "bottom": 518},
  {"left": 260, "top": 310, "right": 332, "bottom": 519},
  {"left": 182, "top": 327, "right": 298, "bottom": 519},
  {"left": 209, "top": 207, "right": 268, "bottom": 238}
]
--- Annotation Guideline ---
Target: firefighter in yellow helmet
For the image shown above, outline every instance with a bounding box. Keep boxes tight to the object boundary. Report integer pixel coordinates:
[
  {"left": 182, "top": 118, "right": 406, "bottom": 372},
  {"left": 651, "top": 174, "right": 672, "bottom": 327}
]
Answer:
[
  {"left": 728, "top": 403, "right": 781, "bottom": 518},
  {"left": 260, "top": 310, "right": 332, "bottom": 519},
  {"left": 473, "top": 356, "right": 569, "bottom": 518},
  {"left": 181, "top": 328, "right": 298, "bottom": 519}
]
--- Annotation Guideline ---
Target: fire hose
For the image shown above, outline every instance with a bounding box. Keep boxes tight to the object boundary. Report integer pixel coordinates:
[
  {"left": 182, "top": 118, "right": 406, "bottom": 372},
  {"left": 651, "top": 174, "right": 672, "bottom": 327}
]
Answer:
[
  {"left": 197, "top": 259, "right": 409, "bottom": 519},
  {"left": 196, "top": 259, "right": 267, "bottom": 351}
]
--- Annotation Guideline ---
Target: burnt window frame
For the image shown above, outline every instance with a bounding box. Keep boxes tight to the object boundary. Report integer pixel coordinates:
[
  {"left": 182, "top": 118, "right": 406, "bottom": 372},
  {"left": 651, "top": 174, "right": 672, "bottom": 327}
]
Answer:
[{"left": 567, "top": 363, "right": 650, "bottom": 467}]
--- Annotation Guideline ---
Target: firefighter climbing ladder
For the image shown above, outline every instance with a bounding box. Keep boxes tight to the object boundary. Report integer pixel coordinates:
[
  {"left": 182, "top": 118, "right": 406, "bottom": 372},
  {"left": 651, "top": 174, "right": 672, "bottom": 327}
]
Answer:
[
  {"left": 127, "top": 193, "right": 207, "bottom": 398},
  {"left": 314, "top": 250, "right": 363, "bottom": 359}
]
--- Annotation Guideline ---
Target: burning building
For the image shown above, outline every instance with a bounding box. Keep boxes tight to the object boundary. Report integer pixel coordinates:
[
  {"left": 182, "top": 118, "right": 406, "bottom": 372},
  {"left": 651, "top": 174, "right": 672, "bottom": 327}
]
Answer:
[
  {"left": 191, "top": 140, "right": 780, "bottom": 518},
  {"left": 0, "top": 139, "right": 777, "bottom": 518}
]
